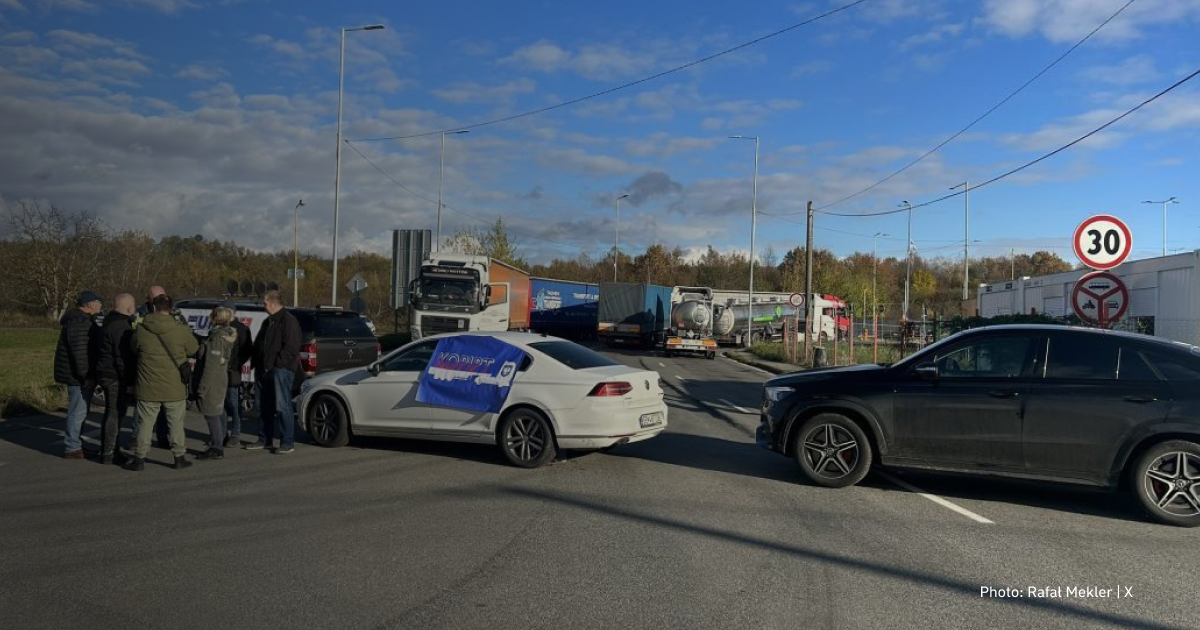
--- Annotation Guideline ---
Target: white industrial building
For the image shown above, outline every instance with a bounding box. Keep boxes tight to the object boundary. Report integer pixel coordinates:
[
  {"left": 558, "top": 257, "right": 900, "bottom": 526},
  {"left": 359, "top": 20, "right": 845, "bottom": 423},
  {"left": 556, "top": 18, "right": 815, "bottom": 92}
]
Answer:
[{"left": 977, "top": 251, "right": 1200, "bottom": 345}]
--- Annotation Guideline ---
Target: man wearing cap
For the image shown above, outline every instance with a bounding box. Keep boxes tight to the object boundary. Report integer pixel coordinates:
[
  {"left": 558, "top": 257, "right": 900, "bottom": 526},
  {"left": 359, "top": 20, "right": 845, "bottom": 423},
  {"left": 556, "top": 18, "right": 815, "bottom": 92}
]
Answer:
[
  {"left": 220, "top": 300, "right": 253, "bottom": 447},
  {"left": 54, "top": 290, "right": 103, "bottom": 459}
]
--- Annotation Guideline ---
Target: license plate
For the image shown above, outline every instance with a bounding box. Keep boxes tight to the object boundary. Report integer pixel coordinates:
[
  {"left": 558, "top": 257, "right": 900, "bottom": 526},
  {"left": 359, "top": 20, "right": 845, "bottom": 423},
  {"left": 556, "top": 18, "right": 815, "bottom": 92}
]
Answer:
[{"left": 639, "top": 412, "right": 663, "bottom": 428}]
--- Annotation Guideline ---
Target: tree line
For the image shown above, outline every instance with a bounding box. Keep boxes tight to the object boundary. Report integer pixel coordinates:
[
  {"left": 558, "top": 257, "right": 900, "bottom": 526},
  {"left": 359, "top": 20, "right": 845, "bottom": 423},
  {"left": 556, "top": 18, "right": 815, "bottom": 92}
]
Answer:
[{"left": 0, "top": 203, "right": 1074, "bottom": 329}]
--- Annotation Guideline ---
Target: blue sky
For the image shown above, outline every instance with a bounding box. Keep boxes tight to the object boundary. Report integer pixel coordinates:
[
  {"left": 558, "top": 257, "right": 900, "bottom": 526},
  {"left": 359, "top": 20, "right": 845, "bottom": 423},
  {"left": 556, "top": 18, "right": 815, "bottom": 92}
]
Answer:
[{"left": 1, "top": 0, "right": 1197, "bottom": 269}]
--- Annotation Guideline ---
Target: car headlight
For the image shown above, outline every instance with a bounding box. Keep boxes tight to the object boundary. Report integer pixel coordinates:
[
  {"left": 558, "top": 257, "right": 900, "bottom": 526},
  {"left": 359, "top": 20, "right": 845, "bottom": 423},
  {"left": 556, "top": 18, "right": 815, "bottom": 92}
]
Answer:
[{"left": 764, "top": 385, "right": 795, "bottom": 403}]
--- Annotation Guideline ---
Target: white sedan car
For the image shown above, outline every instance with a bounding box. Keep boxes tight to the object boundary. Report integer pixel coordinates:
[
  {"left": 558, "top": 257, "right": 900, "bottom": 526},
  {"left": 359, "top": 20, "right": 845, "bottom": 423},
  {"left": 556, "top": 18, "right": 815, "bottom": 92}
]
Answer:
[{"left": 297, "top": 331, "right": 668, "bottom": 467}]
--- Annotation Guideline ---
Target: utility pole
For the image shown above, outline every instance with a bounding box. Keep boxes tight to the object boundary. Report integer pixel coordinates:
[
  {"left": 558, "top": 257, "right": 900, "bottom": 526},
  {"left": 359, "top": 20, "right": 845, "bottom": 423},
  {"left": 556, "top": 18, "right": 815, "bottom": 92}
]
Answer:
[{"left": 803, "top": 200, "right": 814, "bottom": 365}]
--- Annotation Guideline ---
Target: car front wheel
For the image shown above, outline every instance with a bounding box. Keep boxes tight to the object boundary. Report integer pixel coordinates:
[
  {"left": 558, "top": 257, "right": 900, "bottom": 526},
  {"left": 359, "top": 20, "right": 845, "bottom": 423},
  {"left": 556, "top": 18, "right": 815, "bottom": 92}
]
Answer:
[
  {"left": 499, "top": 408, "right": 556, "bottom": 468},
  {"left": 794, "top": 413, "right": 872, "bottom": 488},
  {"left": 1133, "top": 441, "right": 1200, "bottom": 527},
  {"left": 307, "top": 394, "right": 350, "bottom": 448}
]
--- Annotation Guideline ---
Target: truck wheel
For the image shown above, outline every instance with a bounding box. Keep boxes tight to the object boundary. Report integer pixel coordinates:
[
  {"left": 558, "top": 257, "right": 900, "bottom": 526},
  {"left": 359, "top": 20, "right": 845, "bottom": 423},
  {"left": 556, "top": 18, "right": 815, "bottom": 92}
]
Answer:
[{"left": 706, "top": 352, "right": 716, "bottom": 360}]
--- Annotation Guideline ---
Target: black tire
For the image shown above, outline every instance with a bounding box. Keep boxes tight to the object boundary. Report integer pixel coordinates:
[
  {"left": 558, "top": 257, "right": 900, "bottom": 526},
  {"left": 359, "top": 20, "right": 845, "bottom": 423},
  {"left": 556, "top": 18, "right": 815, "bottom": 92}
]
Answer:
[
  {"left": 706, "top": 352, "right": 716, "bottom": 360},
  {"left": 498, "top": 408, "right": 556, "bottom": 468},
  {"left": 307, "top": 394, "right": 350, "bottom": 448},
  {"left": 793, "top": 413, "right": 872, "bottom": 488},
  {"left": 1132, "top": 440, "right": 1200, "bottom": 527},
  {"left": 664, "top": 350, "right": 673, "bottom": 358}
]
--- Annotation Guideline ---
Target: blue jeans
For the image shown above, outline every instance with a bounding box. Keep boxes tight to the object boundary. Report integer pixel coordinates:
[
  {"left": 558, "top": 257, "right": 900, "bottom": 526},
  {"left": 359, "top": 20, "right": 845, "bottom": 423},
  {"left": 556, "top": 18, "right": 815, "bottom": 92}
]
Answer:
[
  {"left": 64, "top": 384, "right": 92, "bottom": 453},
  {"left": 258, "top": 369, "right": 295, "bottom": 449},
  {"left": 223, "top": 385, "right": 242, "bottom": 437}
]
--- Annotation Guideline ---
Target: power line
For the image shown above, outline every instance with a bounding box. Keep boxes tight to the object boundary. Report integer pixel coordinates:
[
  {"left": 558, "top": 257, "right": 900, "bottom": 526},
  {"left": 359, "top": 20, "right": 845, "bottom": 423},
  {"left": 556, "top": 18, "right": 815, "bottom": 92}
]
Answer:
[
  {"left": 818, "top": 65, "right": 1200, "bottom": 218},
  {"left": 351, "top": 0, "right": 873, "bottom": 142},
  {"left": 805, "top": 0, "right": 1138, "bottom": 215}
]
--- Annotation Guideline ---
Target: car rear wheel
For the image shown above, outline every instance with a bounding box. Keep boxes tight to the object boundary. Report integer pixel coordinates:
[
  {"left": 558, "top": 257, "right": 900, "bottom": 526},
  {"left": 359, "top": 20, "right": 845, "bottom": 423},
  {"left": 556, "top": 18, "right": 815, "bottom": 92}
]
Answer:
[
  {"left": 1133, "top": 441, "right": 1200, "bottom": 527},
  {"left": 794, "top": 413, "right": 872, "bottom": 488},
  {"left": 307, "top": 394, "right": 350, "bottom": 448},
  {"left": 499, "top": 408, "right": 556, "bottom": 468}
]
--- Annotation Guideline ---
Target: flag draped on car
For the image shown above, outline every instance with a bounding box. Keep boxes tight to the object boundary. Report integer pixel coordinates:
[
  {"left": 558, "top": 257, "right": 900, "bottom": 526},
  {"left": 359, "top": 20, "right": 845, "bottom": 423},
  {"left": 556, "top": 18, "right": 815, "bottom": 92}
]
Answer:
[{"left": 417, "top": 335, "right": 528, "bottom": 413}]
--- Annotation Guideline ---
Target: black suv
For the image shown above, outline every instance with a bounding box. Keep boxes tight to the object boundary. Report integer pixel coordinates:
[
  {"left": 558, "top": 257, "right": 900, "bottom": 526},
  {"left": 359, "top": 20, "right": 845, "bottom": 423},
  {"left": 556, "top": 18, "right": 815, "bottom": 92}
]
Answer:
[
  {"left": 758, "top": 324, "right": 1200, "bottom": 527},
  {"left": 175, "top": 300, "right": 380, "bottom": 380}
]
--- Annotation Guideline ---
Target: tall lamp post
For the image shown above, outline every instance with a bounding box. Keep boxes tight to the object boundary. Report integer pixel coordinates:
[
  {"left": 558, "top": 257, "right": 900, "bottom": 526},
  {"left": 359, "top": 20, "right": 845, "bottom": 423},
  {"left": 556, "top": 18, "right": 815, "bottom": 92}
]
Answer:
[
  {"left": 872, "top": 231, "right": 887, "bottom": 364},
  {"left": 1142, "top": 197, "right": 1178, "bottom": 257},
  {"left": 613, "top": 193, "right": 629, "bottom": 281},
  {"left": 729, "top": 135, "right": 759, "bottom": 347},
  {"left": 899, "top": 200, "right": 913, "bottom": 322},
  {"left": 331, "top": 23, "right": 385, "bottom": 306},
  {"left": 294, "top": 199, "right": 305, "bottom": 307},
  {"left": 437, "top": 130, "right": 471, "bottom": 252},
  {"left": 950, "top": 181, "right": 970, "bottom": 301}
]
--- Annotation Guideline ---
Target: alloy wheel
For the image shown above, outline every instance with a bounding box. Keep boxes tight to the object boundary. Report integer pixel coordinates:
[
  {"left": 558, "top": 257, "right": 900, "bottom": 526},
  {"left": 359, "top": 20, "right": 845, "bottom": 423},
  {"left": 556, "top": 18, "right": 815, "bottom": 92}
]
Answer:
[
  {"left": 1143, "top": 451, "right": 1200, "bottom": 517},
  {"left": 802, "top": 423, "right": 860, "bottom": 480},
  {"left": 310, "top": 399, "right": 337, "bottom": 443},
  {"left": 505, "top": 414, "right": 546, "bottom": 463}
]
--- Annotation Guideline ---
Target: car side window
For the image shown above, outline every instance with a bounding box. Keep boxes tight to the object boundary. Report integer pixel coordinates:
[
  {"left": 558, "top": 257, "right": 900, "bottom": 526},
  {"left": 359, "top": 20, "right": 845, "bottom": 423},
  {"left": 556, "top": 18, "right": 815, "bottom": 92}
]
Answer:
[
  {"left": 382, "top": 340, "right": 439, "bottom": 373},
  {"left": 933, "top": 337, "right": 1032, "bottom": 378},
  {"left": 1143, "top": 350, "right": 1200, "bottom": 381},
  {"left": 1117, "top": 346, "right": 1161, "bottom": 381},
  {"left": 1045, "top": 336, "right": 1118, "bottom": 380}
]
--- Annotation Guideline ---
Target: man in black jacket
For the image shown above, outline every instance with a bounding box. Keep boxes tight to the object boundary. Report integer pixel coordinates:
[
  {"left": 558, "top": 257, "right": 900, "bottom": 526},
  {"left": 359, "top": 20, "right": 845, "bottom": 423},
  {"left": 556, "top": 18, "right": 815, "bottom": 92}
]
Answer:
[
  {"left": 221, "top": 300, "right": 253, "bottom": 447},
  {"left": 248, "top": 290, "right": 301, "bottom": 454},
  {"left": 95, "top": 293, "right": 137, "bottom": 464},
  {"left": 54, "top": 290, "right": 103, "bottom": 459}
]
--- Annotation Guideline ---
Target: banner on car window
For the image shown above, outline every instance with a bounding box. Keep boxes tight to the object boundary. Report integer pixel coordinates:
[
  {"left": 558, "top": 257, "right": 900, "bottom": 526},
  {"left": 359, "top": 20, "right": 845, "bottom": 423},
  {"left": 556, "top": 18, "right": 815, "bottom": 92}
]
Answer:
[{"left": 416, "top": 335, "right": 527, "bottom": 413}]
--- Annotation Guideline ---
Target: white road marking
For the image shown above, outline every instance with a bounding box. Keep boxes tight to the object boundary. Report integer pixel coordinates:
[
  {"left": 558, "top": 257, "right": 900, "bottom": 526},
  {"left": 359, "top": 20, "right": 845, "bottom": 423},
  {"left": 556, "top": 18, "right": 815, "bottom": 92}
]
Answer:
[
  {"left": 675, "top": 375, "right": 687, "bottom": 381},
  {"left": 658, "top": 362, "right": 665, "bottom": 367},
  {"left": 718, "top": 398, "right": 752, "bottom": 414},
  {"left": 876, "top": 470, "right": 994, "bottom": 524}
]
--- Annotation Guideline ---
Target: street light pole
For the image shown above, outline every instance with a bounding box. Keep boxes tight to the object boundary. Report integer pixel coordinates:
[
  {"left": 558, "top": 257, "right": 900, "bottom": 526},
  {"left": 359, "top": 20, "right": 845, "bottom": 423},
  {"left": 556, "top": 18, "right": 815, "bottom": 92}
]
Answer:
[
  {"left": 950, "top": 181, "right": 970, "bottom": 302},
  {"left": 437, "top": 130, "right": 470, "bottom": 252},
  {"left": 294, "top": 199, "right": 305, "bottom": 307},
  {"left": 872, "top": 232, "right": 887, "bottom": 364},
  {"left": 331, "top": 23, "right": 385, "bottom": 306},
  {"left": 614, "top": 193, "right": 629, "bottom": 281},
  {"left": 729, "top": 135, "right": 759, "bottom": 347},
  {"left": 1142, "top": 197, "right": 1179, "bottom": 257},
  {"left": 899, "top": 201, "right": 912, "bottom": 322}
]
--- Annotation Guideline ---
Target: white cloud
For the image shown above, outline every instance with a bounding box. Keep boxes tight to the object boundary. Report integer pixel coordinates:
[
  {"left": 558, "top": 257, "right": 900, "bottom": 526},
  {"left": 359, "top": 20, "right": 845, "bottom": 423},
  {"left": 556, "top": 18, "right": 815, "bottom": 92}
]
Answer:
[
  {"left": 981, "top": 0, "right": 1200, "bottom": 43},
  {"left": 790, "top": 59, "right": 832, "bottom": 78},
  {"left": 1081, "top": 54, "right": 1162, "bottom": 86},
  {"left": 0, "top": 0, "right": 27, "bottom": 12},
  {"left": 431, "top": 78, "right": 536, "bottom": 104},
  {"left": 900, "top": 22, "right": 965, "bottom": 50},
  {"left": 176, "top": 63, "right": 228, "bottom": 81},
  {"left": 502, "top": 38, "right": 670, "bottom": 81},
  {"left": 30, "top": 0, "right": 97, "bottom": 12},
  {"left": 535, "top": 148, "right": 633, "bottom": 176}
]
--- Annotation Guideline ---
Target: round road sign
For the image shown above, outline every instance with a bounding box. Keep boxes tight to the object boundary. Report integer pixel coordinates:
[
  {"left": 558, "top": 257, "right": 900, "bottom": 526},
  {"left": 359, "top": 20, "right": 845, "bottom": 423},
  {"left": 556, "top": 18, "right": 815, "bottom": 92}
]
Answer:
[
  {"left": 788, "top": 293, "right": 804, "bottom": 308},
  {"left": 1073, "top": 215, "right": 1132, "bottom": 270},
  {"left": 1071, "top": 271, "right": 1129, "bottom": 327}
]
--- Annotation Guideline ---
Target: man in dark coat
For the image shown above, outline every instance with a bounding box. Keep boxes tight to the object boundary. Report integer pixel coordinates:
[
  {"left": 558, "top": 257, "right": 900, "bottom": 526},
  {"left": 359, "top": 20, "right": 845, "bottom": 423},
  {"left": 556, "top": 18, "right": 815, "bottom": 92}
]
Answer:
[
  {"left": 95, "top": 293, "right": 137, "bottom": 464},
  {"left": 54, "top": 290, "right": 103, "bottom": 459},
  {"left": 221, "top": 300, "right": 253, "bottom": 447},
  {"left": 248, "top": 290, "right": 301, "bottom": 454}
]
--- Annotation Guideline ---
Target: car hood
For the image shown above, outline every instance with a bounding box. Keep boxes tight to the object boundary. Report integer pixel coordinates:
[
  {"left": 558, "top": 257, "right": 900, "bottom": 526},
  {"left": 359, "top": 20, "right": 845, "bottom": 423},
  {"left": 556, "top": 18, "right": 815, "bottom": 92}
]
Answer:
[{"left": 766, "top": 363, "right": 886, "bottom": 386}]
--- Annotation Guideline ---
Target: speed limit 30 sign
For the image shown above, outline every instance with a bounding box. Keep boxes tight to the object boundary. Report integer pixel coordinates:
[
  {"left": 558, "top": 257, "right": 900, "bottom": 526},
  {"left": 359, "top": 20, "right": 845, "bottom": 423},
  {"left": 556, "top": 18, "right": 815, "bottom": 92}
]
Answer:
[{"left": 1073, "top": 215, "right": 1132, "bottom": 270}]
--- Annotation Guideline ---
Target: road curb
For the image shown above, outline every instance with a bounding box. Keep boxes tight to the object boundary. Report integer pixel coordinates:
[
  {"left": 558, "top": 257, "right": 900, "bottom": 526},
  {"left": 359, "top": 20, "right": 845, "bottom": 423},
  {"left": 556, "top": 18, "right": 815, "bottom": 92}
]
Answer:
[{"left": 722, "top": 351, "right": 798, "bottom": 375}]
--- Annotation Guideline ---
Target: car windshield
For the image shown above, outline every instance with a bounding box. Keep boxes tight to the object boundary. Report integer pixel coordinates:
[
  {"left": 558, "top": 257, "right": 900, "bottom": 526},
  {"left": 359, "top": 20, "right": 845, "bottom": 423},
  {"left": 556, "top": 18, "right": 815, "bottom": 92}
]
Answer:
[
  {"left": 529, "top": 340, "right": 619, "bottom": 369},
  {"left": 420, "top": 277, "right": 478, "bottom": 305}
]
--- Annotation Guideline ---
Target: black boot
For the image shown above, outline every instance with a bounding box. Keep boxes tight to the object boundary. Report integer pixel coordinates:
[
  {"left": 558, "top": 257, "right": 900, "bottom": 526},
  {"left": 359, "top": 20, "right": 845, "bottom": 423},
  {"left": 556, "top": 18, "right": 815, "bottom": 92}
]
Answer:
[
  {"left": 100, "top": 452, "right": 114, "bottom": 465},
  {"left": 195, "top": 448, "right": 224, "bottom": 460},
  {"left": 123, "top": 457, "right": 145, "bottom": 472},
  {"left": 173, "top": 455, "right": 193, "bottom": 470}
]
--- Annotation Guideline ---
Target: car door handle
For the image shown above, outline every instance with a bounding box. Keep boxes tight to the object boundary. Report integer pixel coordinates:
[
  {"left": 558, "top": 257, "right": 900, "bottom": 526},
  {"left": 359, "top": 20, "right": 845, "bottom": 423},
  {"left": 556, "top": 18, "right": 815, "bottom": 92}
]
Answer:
[
  {"left": 1123, "top": 396, "right": 1157, "bottom": 404},
  {"left": 988, "top": 390, "right": 1019, "bottom": 399}
]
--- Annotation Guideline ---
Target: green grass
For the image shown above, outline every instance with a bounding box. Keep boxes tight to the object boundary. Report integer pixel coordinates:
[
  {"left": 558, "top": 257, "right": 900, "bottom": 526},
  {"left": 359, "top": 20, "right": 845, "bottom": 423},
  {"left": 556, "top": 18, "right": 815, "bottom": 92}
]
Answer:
[
  {"left": 746, "top": 338, "right": 916, "bottom": 367},
  {"left": 0, "top": 329, "right": 64, "bottom": 417}
]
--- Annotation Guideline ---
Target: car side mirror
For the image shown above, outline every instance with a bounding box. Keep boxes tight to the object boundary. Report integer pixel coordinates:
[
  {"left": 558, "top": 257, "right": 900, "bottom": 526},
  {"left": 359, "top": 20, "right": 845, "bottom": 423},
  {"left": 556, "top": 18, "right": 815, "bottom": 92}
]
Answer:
[
  {"left": 368, "top": 362, "right": 382, "bottom": 376},
  {"left": 913, "top": 362, "right": 938, "bottom": 380}
]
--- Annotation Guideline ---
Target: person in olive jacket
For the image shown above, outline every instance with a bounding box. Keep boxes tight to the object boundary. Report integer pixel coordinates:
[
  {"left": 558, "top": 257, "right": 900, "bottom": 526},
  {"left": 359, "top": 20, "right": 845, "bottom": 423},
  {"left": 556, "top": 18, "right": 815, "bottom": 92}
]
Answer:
[
  {"left": 221, "top": 300, "right": 253, "bottom": 447},
  {"left": 124, "top": 294, "right": 199, "bottom": 471},
  {"left": 95, "top": 293, "right": 137, "bottom": 465},
  {"left": 54, "top": 290, "right": 103, "bottom": 459},
  {"left": 194, "top": 306, "right": 238, "bottom": 461},
  {"left": 248, "top": 290, "right": 301, "bottom": 454}
]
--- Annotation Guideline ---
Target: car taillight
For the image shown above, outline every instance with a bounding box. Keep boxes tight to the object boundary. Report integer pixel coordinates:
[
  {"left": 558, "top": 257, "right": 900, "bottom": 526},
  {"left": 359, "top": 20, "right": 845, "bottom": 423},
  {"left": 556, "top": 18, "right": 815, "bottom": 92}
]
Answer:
[
  {"left": 300, "top": 342, "right": 318, "bottom": 375},
  {"left": 375, "top": 341, "right": 382, "bottom": 357},
  {"left": 588, "top": 382, "right": 632, "bottom": 397}
]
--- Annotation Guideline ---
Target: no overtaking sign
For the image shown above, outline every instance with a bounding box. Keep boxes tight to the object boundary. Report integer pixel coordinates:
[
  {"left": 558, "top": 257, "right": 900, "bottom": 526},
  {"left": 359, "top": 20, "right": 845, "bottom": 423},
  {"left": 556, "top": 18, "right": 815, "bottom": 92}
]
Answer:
[{"left": 1071, "top": 271, "right": 1129, "bottom": 328}]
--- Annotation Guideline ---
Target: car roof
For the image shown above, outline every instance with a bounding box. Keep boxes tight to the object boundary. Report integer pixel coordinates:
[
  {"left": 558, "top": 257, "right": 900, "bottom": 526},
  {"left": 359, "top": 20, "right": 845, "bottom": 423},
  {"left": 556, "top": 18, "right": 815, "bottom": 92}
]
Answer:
[
  {"left": 419, "top": 331, "right": 568, "bottom": 348},
  {"left": 175, "top": 298, "right": 361, "bottom": 316},
  {"left": 962, "top": 324, "right": 1200, "bottom": 353}
]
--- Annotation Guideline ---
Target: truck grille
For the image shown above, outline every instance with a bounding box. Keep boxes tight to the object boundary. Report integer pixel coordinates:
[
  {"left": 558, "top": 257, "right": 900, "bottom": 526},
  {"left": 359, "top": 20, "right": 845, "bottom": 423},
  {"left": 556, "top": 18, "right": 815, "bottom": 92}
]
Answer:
[{"left": 423, "top": 315, "right": 467, "bottom": 334}]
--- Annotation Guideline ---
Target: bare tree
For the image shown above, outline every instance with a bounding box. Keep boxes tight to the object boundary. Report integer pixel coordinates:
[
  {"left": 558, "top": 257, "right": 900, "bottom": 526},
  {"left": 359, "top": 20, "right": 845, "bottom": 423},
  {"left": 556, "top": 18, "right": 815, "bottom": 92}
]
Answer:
[{"left": 3, "top": 202, "right": 108, "bottom": 320}]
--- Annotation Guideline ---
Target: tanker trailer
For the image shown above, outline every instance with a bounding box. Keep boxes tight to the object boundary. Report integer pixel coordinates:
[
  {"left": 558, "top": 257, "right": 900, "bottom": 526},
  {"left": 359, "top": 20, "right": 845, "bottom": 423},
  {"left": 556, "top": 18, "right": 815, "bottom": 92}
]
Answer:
[
  {"left": 664, "top": 287, "right": 718, "bottom": 359},
  {"left": 712, "top": 299, "right": 835, "bottom": 345}
]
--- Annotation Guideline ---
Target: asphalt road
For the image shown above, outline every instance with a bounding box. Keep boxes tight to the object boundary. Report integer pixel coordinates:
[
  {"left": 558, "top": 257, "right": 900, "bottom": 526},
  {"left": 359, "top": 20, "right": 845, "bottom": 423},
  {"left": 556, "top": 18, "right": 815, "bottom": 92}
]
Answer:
[{"left": 0, "top": 347, "right": 1195, "bottom": 630}]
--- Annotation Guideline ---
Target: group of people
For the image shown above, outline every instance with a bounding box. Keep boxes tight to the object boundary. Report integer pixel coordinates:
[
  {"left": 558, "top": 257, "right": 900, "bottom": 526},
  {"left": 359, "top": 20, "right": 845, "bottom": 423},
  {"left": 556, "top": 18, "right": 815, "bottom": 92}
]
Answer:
[{"left": 53, "top": 286, "right": 303, "bottom": 470}]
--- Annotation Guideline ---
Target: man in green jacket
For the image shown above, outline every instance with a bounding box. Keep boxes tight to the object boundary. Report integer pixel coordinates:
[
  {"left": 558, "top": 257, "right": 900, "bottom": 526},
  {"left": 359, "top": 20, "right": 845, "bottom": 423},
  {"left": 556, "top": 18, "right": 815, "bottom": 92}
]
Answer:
[{"left": 125, "top": 294, "right": 199, "bottom": 471}]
